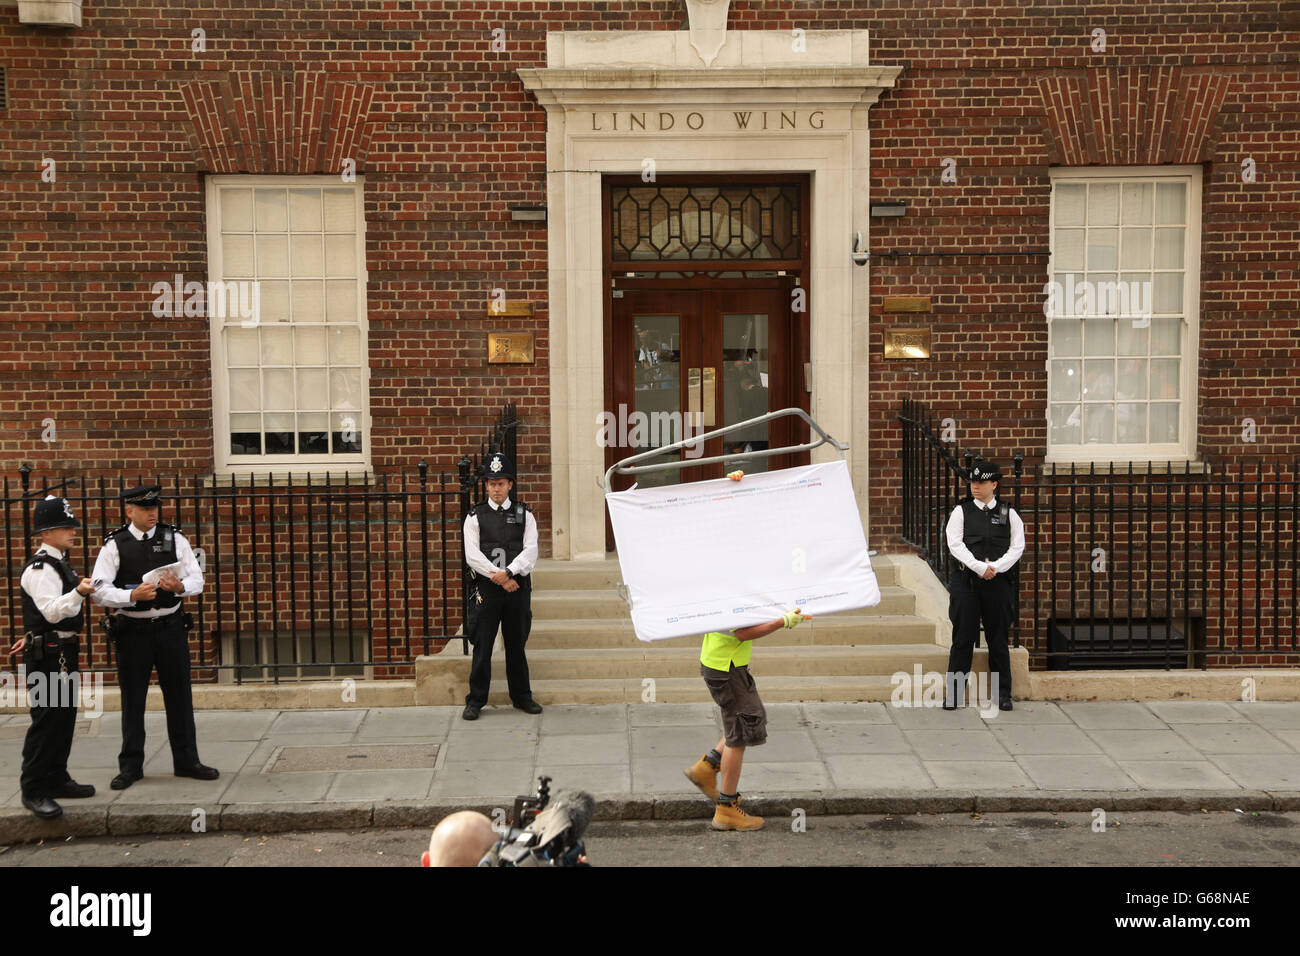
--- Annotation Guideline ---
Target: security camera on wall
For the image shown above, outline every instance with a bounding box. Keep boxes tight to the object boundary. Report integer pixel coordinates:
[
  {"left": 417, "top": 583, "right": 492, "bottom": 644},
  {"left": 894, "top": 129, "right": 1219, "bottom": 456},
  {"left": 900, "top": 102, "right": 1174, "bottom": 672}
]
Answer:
[{"left": 852, "top": 232, "right": 870, "bottom": 267}]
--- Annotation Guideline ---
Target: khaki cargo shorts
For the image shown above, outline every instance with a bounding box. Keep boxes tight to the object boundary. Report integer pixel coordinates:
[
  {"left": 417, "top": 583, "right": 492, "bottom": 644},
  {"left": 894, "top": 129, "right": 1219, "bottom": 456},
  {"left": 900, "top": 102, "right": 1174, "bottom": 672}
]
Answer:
[{"left": 701, "top": 663, "right": 767, "bottom": 747}]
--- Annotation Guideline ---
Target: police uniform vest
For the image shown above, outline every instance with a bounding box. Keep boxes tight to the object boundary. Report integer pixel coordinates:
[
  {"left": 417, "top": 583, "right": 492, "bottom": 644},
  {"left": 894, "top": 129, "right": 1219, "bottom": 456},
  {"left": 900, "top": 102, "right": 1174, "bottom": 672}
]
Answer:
[
  {"left": 474, "top": 501, "right": 529, "bottom": 577},
  {"left": 109, "top": 524, "right": 182, "bottom": 611},
  {"left": 21, "top": 550, "right": 84, "bottom": 637},
  {"left": 961, "top": 498, "right": 1013, "bottom": 563}
]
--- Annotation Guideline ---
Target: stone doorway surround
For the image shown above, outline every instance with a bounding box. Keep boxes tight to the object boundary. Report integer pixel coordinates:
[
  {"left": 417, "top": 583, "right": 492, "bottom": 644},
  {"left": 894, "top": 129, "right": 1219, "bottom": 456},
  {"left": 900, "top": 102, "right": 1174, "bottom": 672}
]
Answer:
[{"left": 519, "top": 31, "right": 902, "bottom": 560}]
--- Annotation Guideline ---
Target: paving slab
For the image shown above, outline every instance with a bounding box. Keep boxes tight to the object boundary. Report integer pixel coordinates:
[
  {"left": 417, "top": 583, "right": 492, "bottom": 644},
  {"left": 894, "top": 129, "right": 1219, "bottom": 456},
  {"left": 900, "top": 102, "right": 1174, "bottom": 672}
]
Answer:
[
  {"left": 745, "top": 729, "right": 818, "bottom": 763},
  {"left": 1015, "top": 755, "right": 1139, "bottom": 790},
  {"left": 427, "top": 761, "right": 536, "bottom": 801},
  {"left": 355, "top": 707, "right": 453, "bottom": 739},
  {"left": 824, "top": 754, "right": 934, "bottom": 789},
  {"left": 441, "top": 730, "right": 538, "bottom": 764},
  {"left": 924, "top": 761, "right": 1037, "bottom": 790},
  {"left": 628, "top": 703, "right": 721, "bottom": 727},
  {"left": 144, "top": 739, "right": 259, "bottom": 775},
  {"left": 630, "top": 756, "right": 704, "bottom": 794},
  {"left": 99, "top": 774, "right": 232, "bottom": 805},
  {"left": 1203, "top": 754, "right": 1300, "bottom": 791},
  {"left": 217, "top": 769, "right": 335, "bottom": 804},
  {"left": 1171, "top": 723, "right": 1293, "bottom": 754},
  {"left": 531, "top": 763, "right": 632, "bottom": 795},
  {"left": 631, "top": 725, "right": 719, "bottom": 759},
  {"left": 738, "top": 760, "right": 833, "bottom": 793},
  {"left": 1145, "top": 701, "right": 1253, "bottom": 724},
  {"left": 1230, "top": 700, "right": 1300, "bottom": 728},
  {"left": 888, "top": 705, "right": 987, "bottom": 730},
  {"left": 802, "top": 702, "right": 892, "bottom": 724},
  {"left": 539, "top": 704, "right": 629, "bottom": 735},
  {"left": 267, "top": 710, "right": 366, "bottom": 735},
  {"left": 905, "top": 729, "right": 1010, "bottom": 761},
  {"left": 761, "top": 703, "right": 810, "bottom": 730},
  {"left": 1116, "top": 760, "right": 1240, "bottom": 790},
  {"left": 193, "top": 710, "right": 280, "bottom": 740},
  {"left": 536, "top": 732, "right": 628, "bottom": 766},
  {"left": 978, "top": 701, "right": 1072, "bottom": 724},
  {"left": 1085, "top": 729, "right": 1204, "bottom": 760},
  {"left": 989, "top": 724, "right": 1103, "bottom": 756},
  {"left": 807, "top": 722, "right": 914, "bottom": 755},
  {"left": 1058, "top": 702, "right": 1165, "bottom": 729},
  {"left": 325, "top": 769, "right": 435, "bottom": 802}
]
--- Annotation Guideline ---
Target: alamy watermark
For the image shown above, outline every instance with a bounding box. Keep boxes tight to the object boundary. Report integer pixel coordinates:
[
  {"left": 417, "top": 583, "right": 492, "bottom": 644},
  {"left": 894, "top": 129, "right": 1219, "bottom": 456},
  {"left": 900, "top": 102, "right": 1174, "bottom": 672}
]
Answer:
[{"left": 152, "top": 274, "right": 261, "bottom": 327}]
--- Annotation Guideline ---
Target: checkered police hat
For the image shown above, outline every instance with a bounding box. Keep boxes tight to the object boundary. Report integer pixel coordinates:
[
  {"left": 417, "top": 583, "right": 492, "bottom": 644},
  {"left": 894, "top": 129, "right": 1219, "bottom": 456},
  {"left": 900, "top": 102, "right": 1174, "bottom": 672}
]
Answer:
[{"left": 968, "top": 461, "right": 1002, "bottom": 482}]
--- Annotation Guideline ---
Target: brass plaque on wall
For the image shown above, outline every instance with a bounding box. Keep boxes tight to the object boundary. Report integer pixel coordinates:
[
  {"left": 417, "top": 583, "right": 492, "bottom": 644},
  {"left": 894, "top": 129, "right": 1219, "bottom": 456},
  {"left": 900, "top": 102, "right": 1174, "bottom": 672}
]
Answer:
[
  {"left": 488, "top": 332, "right": 535, "bottom": 364},
  {"left": 487, "top": 300, "right": 533, "bottom": 316},
  {"left": 883, "top": 296, "right": 931, "bottom": 313},
  {"left": 884, "top": 329, "right": 931, "bottom": 359}
]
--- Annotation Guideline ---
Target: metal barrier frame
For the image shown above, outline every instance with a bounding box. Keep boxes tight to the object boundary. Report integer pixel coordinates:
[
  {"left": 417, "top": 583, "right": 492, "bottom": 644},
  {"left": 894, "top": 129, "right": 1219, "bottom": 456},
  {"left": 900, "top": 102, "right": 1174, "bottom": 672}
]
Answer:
[{"left": 602, "top": 407, "right": 849, "bottom": 495}]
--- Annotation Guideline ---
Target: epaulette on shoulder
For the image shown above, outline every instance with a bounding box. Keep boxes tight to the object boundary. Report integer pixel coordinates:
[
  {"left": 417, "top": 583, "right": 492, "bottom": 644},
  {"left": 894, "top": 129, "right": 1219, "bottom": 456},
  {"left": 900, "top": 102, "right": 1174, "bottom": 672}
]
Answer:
[
  {"left": 105, "top": 522, "right": 130, "bottom": 543},
  {"left": 27, "top": 554, "right": 47, "bottom": 570}
]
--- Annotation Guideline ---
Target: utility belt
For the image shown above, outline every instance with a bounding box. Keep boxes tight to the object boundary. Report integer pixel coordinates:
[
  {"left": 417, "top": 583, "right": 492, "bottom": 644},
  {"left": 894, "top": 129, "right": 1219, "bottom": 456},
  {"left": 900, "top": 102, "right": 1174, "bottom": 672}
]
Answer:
[
  {"left": 24, "top": 628, "right": 78, "bottom": 670},
  {"left": 103, "top": 608, "right": 193, "bottom": 648}
]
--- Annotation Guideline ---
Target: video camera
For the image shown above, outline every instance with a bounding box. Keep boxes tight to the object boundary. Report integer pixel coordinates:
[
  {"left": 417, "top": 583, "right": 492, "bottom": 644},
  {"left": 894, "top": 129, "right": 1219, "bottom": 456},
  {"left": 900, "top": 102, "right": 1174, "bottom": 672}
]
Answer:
[{"left": 479, "top": 775, "right": 595, "bottom": 867}]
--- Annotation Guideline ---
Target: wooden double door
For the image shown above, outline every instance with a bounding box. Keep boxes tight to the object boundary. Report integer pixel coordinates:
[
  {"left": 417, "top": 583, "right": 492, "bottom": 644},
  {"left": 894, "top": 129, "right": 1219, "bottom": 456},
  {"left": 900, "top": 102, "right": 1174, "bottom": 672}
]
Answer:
[{"left": 606, "top": 278, "right": 811, "bottom": 500}]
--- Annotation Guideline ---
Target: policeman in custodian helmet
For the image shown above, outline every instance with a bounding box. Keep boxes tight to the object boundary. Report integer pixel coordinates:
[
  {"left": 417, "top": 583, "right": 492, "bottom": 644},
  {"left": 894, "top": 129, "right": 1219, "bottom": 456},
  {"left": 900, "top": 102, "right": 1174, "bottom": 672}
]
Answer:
[
  {"left": 944, "top": 461, "right": 1025, "bottom": 712},
  {"left": 10, "top": 496, "right": 98, "bottom": 819},
  {"left": 461, "top": 453, "right": 542, "bottom": 721}
]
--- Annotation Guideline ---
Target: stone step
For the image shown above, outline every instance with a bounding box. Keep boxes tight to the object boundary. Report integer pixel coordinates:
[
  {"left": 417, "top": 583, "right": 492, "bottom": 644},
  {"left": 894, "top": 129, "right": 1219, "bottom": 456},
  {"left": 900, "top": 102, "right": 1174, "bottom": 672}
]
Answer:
[
  {"left": 532, "top": 557, "right": 899, "bottom": 590},
  {"left": 487, "top": 643, "right": 956, "bottom": 681},
  {"left": 523, "top": 615, "right": 936, "bottom": 648},
  {"left": 481, "top": 664, "right": 995, "bottom": 706},
  {"left": 530, "top": 585, "right": 916, "bottom": 620}
]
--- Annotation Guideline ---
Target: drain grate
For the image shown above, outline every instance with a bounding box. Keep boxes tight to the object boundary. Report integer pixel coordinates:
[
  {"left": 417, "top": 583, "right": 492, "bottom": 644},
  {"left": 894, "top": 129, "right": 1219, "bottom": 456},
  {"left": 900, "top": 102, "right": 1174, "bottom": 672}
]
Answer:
[{"left": 271, "top": 743, "right": 440, "bottom": 773}]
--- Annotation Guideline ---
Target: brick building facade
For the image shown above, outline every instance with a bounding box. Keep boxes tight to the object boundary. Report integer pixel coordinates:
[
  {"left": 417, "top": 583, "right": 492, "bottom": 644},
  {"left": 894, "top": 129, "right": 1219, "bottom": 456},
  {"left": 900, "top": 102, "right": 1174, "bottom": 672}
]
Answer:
[{"left": 1, "top": 1, "right": 1296, "bottom": 670}]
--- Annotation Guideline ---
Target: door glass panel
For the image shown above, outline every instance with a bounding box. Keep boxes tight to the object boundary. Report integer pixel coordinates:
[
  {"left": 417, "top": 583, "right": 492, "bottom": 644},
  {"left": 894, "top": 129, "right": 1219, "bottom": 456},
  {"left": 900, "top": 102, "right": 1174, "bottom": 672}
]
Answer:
[
  {"left": 631, "top": 315, "right": 683, "bottom": 487},
  {"left": 721, "top": 313, "right": 771, "bottom": 473}
]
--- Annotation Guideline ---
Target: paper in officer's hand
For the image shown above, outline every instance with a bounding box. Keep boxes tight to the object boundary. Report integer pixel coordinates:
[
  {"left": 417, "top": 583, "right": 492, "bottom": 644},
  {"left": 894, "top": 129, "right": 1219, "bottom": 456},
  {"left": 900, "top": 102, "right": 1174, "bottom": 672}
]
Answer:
[{"left": 141, "top": 562, "right": 183, "bottom": 587}]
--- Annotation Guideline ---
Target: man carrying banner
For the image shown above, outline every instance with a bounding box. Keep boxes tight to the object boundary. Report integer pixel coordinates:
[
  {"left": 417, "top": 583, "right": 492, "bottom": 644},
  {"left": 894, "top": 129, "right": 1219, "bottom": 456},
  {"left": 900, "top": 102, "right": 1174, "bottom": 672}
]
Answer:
[{"left": 684, "top": 608, "right": 810, "bottom": 831}]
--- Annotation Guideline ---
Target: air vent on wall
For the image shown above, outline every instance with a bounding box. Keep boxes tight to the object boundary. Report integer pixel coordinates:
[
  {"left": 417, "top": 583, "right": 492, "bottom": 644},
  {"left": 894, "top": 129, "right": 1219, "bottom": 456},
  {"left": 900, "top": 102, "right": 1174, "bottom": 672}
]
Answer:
[{"left": 0, "top": 67, "right": 7, "bottom": 111}]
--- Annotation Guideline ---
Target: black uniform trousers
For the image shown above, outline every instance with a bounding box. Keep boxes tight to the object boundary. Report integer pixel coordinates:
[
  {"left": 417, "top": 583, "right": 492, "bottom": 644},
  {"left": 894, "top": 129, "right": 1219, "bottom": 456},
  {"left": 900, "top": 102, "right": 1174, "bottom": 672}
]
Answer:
[
  {"left": 19, "top": 636, "right": 79, "bottom": 799},
  {"left": 465, "top": 575, "right": 534, "bottom": 708},
  {"left": 115, "top": 610, "right": 201, "bottom": 775},
  {"left": 947, "top": 569, "right": 1014, "bottom": 702}
]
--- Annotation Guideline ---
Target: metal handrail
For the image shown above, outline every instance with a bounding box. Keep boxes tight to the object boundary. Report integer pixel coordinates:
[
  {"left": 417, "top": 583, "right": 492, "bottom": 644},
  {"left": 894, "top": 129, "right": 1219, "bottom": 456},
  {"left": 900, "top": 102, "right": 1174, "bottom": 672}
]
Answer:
[{"left": 603, "top": 407, "right": 848, "bottom": 494}]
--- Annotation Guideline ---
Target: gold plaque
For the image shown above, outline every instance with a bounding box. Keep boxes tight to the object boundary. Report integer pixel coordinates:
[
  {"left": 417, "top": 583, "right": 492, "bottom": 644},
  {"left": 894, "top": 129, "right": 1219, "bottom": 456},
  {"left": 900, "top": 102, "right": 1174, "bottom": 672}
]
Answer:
[
  {"left": 487, "top": 300, "right": 533, "bottom": 317},
  {"left": 884, "top": 329, "right": 931, "bottom": 359},
  {"left": 488, "top": 332, "right": 535, "bottom": 364},
  {"left": 883, "top": 296, "right": 931, "bottom": 313}
]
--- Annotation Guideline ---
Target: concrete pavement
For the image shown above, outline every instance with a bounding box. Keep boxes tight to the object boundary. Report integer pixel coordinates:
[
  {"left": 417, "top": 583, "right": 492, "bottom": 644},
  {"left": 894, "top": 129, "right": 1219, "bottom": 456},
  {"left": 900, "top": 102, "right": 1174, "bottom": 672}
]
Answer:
[{"left": 2, "top": 699, "right": 1300, "bottom": 844}]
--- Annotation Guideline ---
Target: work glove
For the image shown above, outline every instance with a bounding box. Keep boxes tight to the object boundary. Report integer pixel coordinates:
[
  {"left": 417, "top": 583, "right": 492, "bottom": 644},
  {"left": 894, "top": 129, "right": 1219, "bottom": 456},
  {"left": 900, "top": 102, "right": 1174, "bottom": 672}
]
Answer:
[{"left": 782, "top": 608, "right": 811, "bottom": 629}]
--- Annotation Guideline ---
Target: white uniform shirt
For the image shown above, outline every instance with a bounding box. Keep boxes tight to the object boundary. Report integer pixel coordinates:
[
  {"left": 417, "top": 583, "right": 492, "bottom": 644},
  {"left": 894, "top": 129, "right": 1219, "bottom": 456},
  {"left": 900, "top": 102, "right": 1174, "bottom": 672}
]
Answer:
[
  {"left": 945, "top": 497, "right": 1026, "bottom": 576},
  {"left": 90, "top": 524, "right": 204, "bottom": 617},
  {"left": 463, "top": 497, "right": 539, "bottom": 580},
  {"left": 21, "top": 545, "right": 86, "bottom": 637}
]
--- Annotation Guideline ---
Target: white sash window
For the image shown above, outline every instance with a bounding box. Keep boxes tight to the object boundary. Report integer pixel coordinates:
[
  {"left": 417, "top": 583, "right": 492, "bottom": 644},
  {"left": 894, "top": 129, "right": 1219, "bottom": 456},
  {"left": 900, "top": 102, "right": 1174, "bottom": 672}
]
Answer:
[
  {"left": 1047, "top": 166, "right": 1200, "bottom": 463},
  {"left": 207, "top": 176, "right": 369, "bottom": 473}
]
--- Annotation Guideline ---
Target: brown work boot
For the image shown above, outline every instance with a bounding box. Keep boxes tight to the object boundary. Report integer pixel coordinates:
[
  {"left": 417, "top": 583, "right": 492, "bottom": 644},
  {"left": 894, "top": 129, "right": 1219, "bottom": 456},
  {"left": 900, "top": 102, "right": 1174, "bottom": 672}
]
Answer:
[
  {"left": 684, "top": 755, "right": 720, "bottom": 803},
  {"left": 711, "top": 796, "right": 765, "bottom": 831}
]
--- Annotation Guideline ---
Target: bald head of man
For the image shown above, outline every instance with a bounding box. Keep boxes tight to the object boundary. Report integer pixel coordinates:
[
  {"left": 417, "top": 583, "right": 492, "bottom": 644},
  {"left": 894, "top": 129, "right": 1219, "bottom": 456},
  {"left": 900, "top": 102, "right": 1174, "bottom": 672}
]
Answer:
[{"left": 421, "top": 810, "right": 499, "bottom": 867}]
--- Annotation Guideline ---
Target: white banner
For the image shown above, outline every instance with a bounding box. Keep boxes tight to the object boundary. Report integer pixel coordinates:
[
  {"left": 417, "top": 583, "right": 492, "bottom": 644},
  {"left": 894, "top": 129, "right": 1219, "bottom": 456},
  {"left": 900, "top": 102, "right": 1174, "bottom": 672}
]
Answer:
[{"left": 606, "top": 460, "right": 881, "bottom": 642}]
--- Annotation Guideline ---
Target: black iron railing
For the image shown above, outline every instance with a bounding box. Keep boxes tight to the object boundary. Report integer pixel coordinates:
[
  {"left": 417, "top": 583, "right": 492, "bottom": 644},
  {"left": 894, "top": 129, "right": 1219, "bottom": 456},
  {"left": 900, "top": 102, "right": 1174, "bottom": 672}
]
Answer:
[
  {"left": 899, "top": 397, "right": 1300, "bottom": 668},
  {"left": 3, "top": 404, "right": 520, "bottom": 682}
]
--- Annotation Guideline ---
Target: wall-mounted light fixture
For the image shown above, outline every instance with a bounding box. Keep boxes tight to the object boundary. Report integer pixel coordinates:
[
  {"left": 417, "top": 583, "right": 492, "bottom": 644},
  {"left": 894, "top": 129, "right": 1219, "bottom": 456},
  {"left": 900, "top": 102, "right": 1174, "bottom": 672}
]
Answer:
[
  {"left": 870, "top": 200, "right": 907, "bottom": 218},
  {"left": 510, "top": 204, "right": 547, "bottom": 223}
]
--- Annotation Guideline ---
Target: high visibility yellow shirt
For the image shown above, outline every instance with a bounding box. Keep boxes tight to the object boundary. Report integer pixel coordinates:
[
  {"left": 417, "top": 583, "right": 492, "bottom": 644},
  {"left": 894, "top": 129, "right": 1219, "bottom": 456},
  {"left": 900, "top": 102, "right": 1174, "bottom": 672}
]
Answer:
[{"left": 700, "top": 630, "right": 751, "bottom": 671}]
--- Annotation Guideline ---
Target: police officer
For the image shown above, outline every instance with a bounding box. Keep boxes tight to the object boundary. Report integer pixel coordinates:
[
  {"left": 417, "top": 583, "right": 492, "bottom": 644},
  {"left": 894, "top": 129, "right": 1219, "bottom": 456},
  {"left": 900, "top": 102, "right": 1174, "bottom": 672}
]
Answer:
[
  {"left": 10, "top": 496, "right": 98, "bottom": 819},
  {"left": 90, "top": 484, "right": 217, "bottom": 789},
  {"left": 462, "top": 452, "right": 541, "bottom": 720},
  {"left": 944, "top": 461, "right": 1025, "bottom": 711}
]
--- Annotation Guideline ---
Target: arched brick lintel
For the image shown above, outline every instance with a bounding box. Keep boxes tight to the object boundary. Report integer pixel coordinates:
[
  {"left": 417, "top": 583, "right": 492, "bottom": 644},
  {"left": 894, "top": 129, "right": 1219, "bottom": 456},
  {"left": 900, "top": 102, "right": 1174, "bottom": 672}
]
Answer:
[
  {"left": 1036, "top": 68, "right": 1234, "bottom": 167},
  {"left": 179, "top": 71, "right": 376, "bottom": 174}
]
